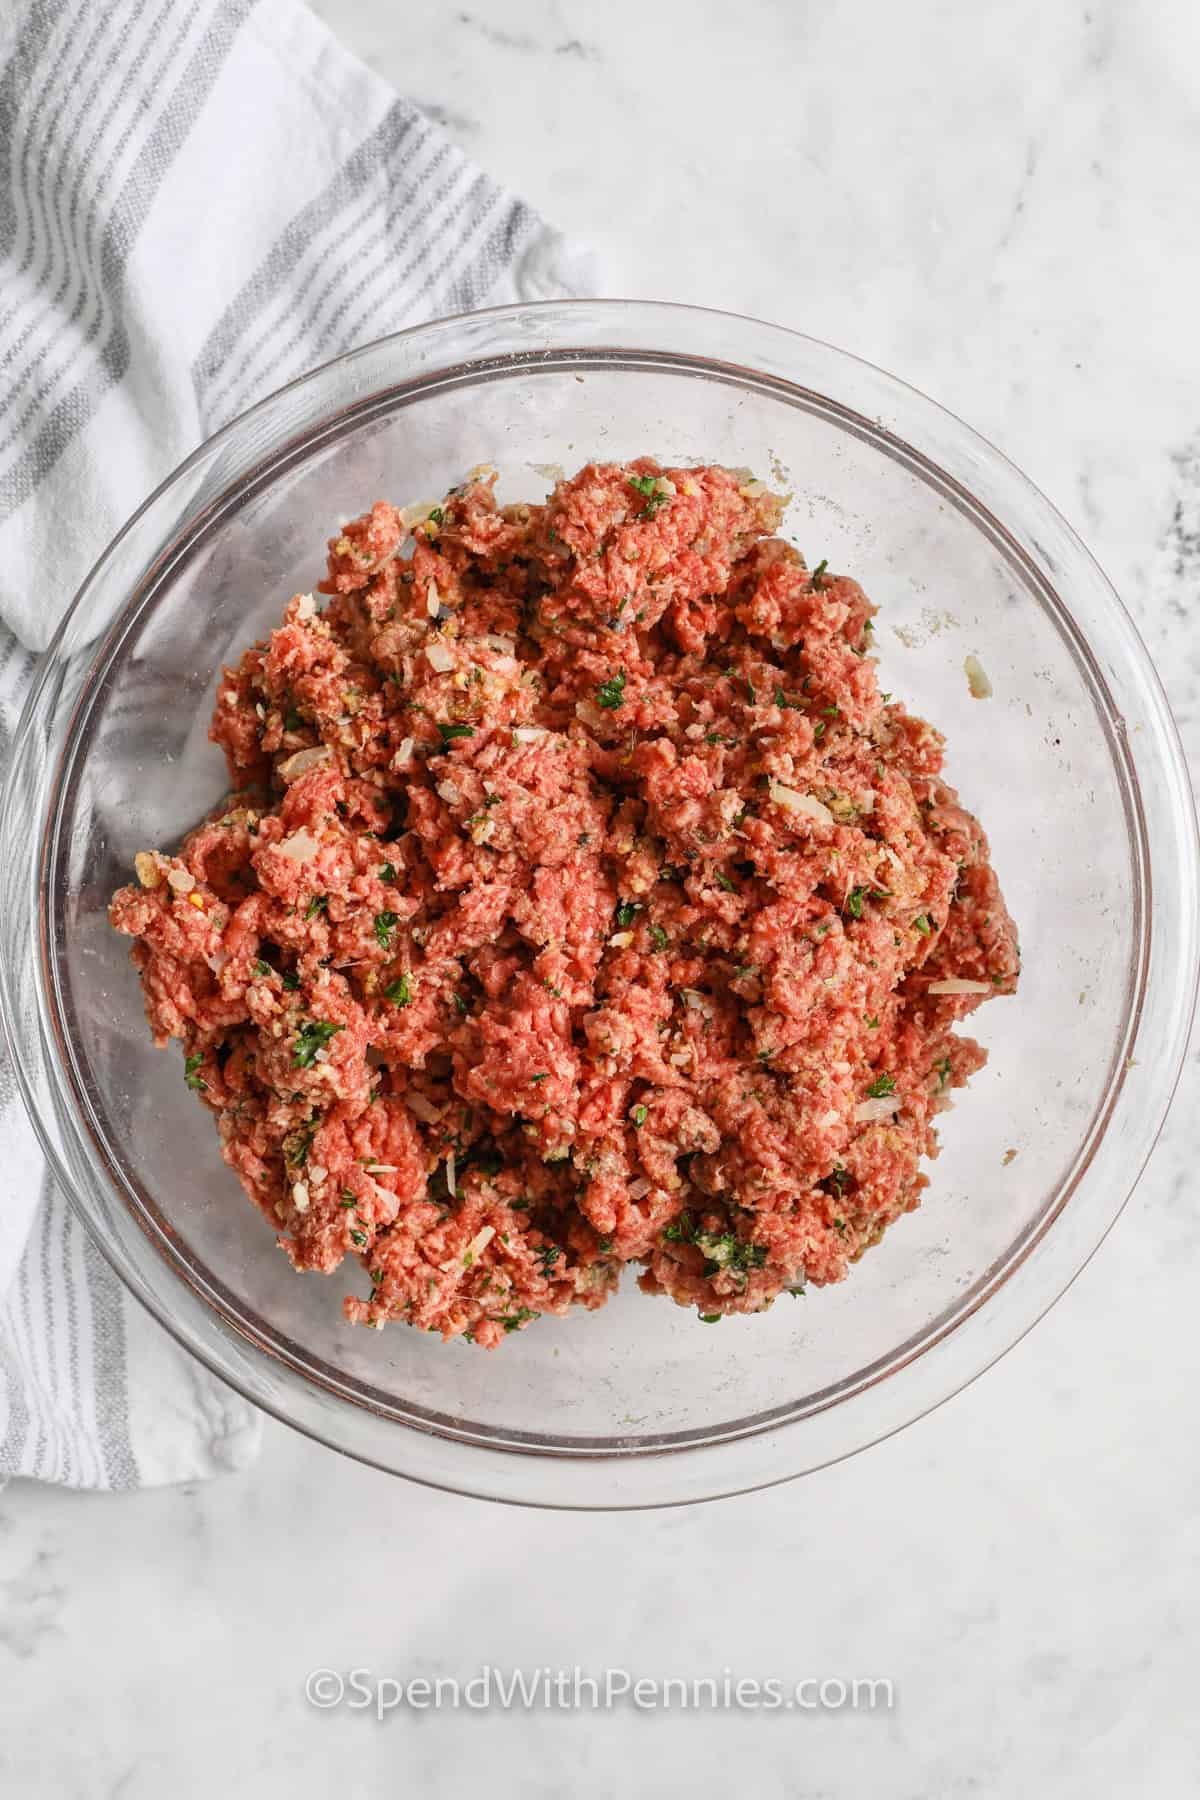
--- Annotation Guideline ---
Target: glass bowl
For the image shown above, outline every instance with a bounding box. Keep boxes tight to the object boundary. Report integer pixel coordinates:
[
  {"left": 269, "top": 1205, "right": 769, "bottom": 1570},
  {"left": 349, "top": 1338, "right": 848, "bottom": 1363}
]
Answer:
[{"left": 2, "top": 300, "right": 1195, "bottom": 1508}]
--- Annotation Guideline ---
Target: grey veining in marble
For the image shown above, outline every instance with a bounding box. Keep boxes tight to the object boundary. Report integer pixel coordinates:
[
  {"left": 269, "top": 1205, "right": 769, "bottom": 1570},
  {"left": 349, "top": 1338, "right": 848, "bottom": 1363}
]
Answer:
[{"left": 2, "top": 1, "right": 1198, "bottom": 1795}]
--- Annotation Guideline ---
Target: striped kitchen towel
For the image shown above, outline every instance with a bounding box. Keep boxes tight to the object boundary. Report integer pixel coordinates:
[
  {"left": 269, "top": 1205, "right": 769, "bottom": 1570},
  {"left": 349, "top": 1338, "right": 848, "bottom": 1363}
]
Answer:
[{"left": 0, "top": 0, "right": 599, "bottom": 1487}]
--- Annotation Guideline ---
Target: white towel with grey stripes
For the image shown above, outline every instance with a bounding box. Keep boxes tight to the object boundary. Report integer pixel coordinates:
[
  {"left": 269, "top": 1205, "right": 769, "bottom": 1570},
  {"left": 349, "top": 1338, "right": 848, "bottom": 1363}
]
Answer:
[{"left": 0, "top": 0, "right": 599, "bottom": 1487}]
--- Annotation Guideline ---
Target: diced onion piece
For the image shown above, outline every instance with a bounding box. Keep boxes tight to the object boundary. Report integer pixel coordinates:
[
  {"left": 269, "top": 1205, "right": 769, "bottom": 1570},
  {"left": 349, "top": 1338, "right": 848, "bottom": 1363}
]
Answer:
[
  {"left": 854, "top": 1096, "right": 901, "bottom": 1123},
  {"left": 609, "top": 930, "right": 634, "bottom": 949},
  {"left": 394, "top": 737, "right": 414, "bottom": 767},
  {"left": 768, "top": 781, "right": 834, "bottom": 827},
  {"left": 481, "top": 634, "right": 517, "bottom": 654},
  {"left": 294, "top": 593, "right": 317, "bottom": 622},
  {"left": 308, "top": 1164, "right": 327, "bottom": 1186},
  {"left": 291, "top": 1181, "right": 310, "bottom": 1212},
  {"left": 628, "top": 1177, "right": 651, "bottom": 1200},
  {"left": 927, "top": 978, "right": 993, "bottom": 995},
  {"left": 363, "top": 1163, "right": 398, "bottom": 1174},
  {"left": 405, "top": 1092, "right": 444, "bottom": 1124},
  {"left": 445, "top": 1151, "right": 457, "bottom": 1198},
  {"left": 461, "top": 1224, "right": 495, "bottom": 1268},
  {"left": 166, "top": 867, "right": 195, "bottom": 893},
  {"left": 277, "top": 827, "right": 321, "bottom": 863},
  {"left": 512, "top": 725, "right": 548, "bottom": 743},
  {"left": 277, "top": 745, "right": 332, "bottom": 782},
  {"left": 436, "top": 780, "right": 461, "bottom": 804},
  {"left": 681, "top": 989, "right": 705, "bottom": 1010},
  {"left": 964, "top": 653, "right": 993, "bottom": 700},
  {"left": 425, "top": 638, "right": 454, "bottom": 672},
  {"left": 134, "top": 852, "right": 161, "bottom": 889}
]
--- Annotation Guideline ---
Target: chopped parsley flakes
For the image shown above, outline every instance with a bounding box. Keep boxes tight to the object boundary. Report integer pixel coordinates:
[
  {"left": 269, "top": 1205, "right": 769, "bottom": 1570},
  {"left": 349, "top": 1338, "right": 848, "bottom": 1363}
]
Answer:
[
  {"left": 374, "top": 911, "right": 399, "bottom": 947},
  {"left": 627, "top": 472, "right": 668, "bottom": 519},
  {"left": 382, "top": 974, "right": 412, "bottom": 1006},
  {"left": 183, "top": 1053, "right": 206, "bottom": 1092},
  {"left": 865, "top": 1072, "right": 896, "bottom": 1098},
  {"left": 285, "top": 1117, "right": 319, "bottom": 1166},
  {"left": 293, "top": 1019, "right": 343, "bottom": 1069},
  {"left": 596, "top": 668, "right": 627, "bottom": 710},
  {"left": 694, "top": 1231, "right": 767, "bottom": 1275}
]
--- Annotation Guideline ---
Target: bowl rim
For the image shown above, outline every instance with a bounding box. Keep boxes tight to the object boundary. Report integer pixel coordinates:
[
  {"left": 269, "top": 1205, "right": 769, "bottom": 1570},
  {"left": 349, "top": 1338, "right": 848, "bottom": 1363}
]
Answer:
[{"left": 4, "top": 296, "right": 1197, "bottom": 1507}]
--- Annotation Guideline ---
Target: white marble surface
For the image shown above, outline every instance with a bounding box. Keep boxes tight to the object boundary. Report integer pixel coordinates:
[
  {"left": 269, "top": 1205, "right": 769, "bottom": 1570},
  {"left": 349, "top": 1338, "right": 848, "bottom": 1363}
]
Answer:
[{"left": 4, "top": 1, "right": 1200, "bottom": 1794}]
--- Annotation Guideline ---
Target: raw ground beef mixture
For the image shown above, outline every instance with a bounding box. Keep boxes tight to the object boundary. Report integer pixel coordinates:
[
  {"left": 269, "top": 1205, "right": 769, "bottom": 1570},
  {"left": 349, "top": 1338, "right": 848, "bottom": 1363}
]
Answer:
[{"left": 110, "top": 460, "right": 1019, "bottom": 1348}]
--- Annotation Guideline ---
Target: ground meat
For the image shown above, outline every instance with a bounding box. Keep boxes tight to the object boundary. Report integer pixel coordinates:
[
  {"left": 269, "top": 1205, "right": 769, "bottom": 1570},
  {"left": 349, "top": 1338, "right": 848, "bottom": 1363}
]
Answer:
[{"left": 109, "top": 461, "right": 1019, "bottom": 1347}]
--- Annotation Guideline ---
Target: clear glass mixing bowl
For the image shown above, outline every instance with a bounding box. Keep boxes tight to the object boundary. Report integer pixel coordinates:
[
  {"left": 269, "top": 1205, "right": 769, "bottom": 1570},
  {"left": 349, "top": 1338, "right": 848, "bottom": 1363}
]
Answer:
[{"left": 2, "top": 301, "right": 1195, "bottom": 1507}]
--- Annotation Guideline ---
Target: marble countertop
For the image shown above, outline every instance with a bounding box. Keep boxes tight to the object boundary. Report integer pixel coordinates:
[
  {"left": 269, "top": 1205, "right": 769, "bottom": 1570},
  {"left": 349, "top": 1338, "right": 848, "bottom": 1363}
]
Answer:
[{"left": 4, "top": 2, "right": 1199, "bottom": 1794}]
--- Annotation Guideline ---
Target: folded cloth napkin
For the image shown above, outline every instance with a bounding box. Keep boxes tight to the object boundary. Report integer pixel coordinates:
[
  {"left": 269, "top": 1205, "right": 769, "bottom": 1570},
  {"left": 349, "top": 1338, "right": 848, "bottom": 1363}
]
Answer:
[{"left": 0, "top": 0, "right": 599, "bottom": 1487}]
